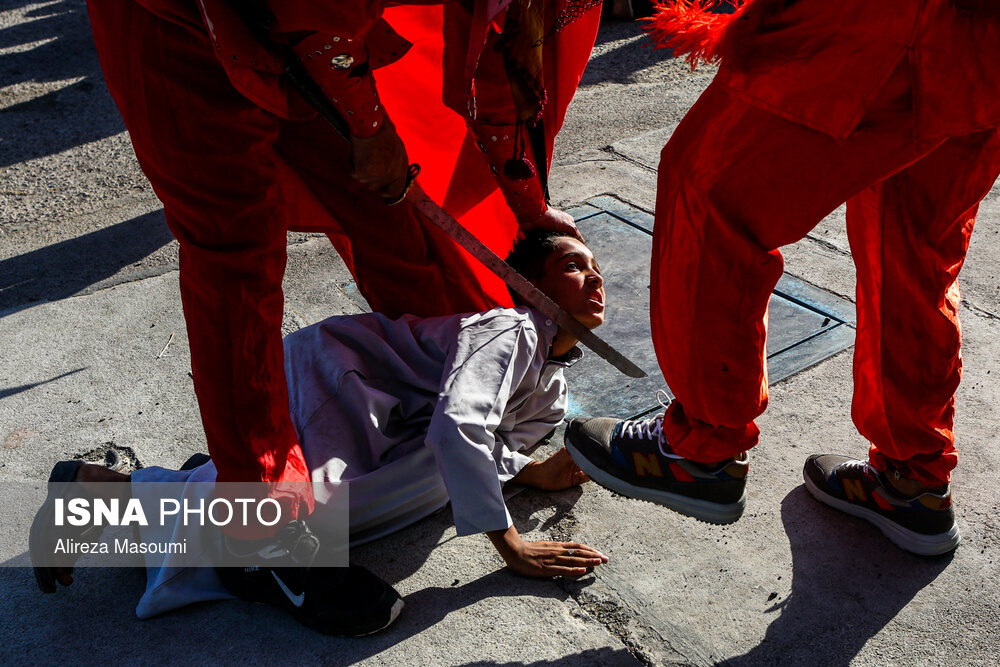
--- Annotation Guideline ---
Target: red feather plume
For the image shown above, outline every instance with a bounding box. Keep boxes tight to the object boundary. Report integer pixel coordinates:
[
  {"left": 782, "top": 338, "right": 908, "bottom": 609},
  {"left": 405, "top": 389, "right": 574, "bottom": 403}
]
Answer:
[{"left": 641, "top": 0, "right": 752, "bottom": 70}]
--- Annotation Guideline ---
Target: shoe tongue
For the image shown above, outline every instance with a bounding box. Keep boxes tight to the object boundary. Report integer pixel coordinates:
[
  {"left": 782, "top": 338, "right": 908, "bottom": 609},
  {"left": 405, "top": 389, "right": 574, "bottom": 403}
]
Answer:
[
  {"left": 220, "top": 521, "right": 320, "bottom": 567},
  {"left": 223, "top": 534, "right": 276, "bottom": 559},
  {"left": 275, "top": 520, "right": 321, "bottom": 567}
]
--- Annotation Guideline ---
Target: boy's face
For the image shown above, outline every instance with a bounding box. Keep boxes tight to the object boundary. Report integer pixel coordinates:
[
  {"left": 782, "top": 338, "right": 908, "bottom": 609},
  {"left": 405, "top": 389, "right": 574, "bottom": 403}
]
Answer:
[{"left": 536, "top": 237, "right": 605, "bottom": 330}]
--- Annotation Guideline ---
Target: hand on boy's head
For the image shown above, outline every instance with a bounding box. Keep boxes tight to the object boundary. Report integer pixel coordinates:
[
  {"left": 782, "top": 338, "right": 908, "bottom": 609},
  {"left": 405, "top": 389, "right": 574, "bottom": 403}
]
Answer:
[
  {"left": 521, "top": 206, "right": 584, "bottom": 242},
  {"left": 504, "top": 231, "right": 605, "bottom": 334}
]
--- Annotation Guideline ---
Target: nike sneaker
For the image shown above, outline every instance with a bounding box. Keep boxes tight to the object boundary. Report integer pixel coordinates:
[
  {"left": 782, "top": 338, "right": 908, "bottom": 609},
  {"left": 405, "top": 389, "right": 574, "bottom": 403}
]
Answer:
[{"left": 217, "top": 520, "right": 403, "bottom": 635}]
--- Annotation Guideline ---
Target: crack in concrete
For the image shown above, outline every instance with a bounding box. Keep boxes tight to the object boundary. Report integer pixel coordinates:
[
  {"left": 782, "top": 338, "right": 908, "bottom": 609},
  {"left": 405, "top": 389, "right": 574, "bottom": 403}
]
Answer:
[
  {"left": 781, "top": 271, "right": 858, "bottom": 311},
  {"left": 543, "top": 512, "right": 714, "bottom": 666},
  {"left": 552, "top": 156, "right": 622, "bottom": 168},
  {"left": 962, "top": 300, "right": 1000, "bottom": 320},
  {"left": 801, "top": 234, "right": 853, "bottom": 258},
  {"left": 567, "top": 590, "right": 656, "bottom": 666},
  {"left": 535, "top": 510, "right": 653, "bottom": 665},
  {"left": 599, "top": 145, "right": 659, "bottom": 174}
]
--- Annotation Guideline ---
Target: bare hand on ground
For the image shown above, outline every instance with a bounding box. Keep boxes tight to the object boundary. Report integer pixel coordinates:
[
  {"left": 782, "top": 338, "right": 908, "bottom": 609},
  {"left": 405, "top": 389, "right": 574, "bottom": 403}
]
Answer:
[
  {"left": 350, "top": 120, "right": 409, "bottom": 200},
  {"left": 521, "top": 206, "right": 584, "bottom": 241},
  {"left": 511, "top": 446, "right": 589, "bottom": 491},
  {"left": 488, "top": 525, "right": 608, "bottom": 578}
]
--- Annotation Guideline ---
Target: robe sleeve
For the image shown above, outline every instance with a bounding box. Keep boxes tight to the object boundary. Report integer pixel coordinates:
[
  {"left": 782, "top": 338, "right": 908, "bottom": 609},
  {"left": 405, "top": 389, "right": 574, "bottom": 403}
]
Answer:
[
  {"left": 440, "top": 1, "right": 550, "bottom": 224},
  {"left": 425, "top": 313, "right": 542, "bottom": 535},
  {"left": 196, "top": 0, "right": 406, "bottom": 134},
  {"left": 497, "top": 379, "right": 567, "bottom": 463},
  {"left": 271, "top": 3, "right": 408, "bottom": 138}
]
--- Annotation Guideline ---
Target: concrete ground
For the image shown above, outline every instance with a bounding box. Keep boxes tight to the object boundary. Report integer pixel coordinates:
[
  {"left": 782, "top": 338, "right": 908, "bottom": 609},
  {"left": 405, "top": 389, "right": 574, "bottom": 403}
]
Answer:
[{"left": 2, "top": 2, "right": 999, "bottom": 665}]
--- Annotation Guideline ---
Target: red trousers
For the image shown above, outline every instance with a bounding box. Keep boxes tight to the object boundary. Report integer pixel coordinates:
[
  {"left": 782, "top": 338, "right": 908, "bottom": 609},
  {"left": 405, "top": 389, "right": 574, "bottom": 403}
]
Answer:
[
  {"left": 653, "top": 61, "right": 1000, "bottom": 486},
  {"left": 85, "top": 1, "right": 507, "bottom": 527}
]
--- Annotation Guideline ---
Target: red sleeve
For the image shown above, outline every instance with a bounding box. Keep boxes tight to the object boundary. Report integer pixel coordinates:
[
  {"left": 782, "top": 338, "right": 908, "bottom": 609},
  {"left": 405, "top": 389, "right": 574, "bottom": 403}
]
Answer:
[
  {"left": 441, "top": 2, "right": 548, "bottom": 225},
  {"left": 468, "top": 121, "right": 547, "bottom": 224},
  {"left": 289, "top": 32, "right": 387, "bottom": 137},
  {"left": 268, "top": 1, "right": 400, "bottom": 137}
]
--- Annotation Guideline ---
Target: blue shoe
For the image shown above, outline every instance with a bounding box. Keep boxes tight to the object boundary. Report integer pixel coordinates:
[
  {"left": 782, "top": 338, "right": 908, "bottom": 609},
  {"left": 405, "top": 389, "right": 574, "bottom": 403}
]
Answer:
[
  {"left": 803, "top": 454, "right": 959, "bottom": 556},
  {"left": 565, "top": 410, "right": 748, "bottom": 524}
]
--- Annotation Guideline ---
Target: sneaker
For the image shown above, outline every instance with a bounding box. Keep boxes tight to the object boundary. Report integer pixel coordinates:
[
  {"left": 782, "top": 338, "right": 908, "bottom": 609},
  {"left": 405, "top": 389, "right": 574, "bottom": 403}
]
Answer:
[
  {"left": 802, "top": 454, "right": 960, "bottom": 556},
  {"left": 564, "top": 410, "right": 749, "bottom": 524},
  {"left": 216, "top": 520, "right": 404, "bottom": 636}
]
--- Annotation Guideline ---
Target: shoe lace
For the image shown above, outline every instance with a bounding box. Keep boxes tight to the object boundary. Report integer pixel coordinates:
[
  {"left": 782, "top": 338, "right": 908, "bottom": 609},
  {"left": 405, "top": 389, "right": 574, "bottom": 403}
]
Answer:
[
  {"left": 621, "top": 415, "right": 664, "bottom": 441},
  {"left": 619, "top": 390, "right": 676, "bottom": 458},
  {"left": 841, "top": 459, "right": 878, "bottom": 481},
  {"left": 273, "top": 520, "right": 321, "bottom": 568}
]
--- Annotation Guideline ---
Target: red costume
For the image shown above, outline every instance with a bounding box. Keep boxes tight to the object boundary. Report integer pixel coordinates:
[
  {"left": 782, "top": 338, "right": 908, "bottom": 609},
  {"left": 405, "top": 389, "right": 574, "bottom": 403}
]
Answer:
[
  {"left": 648, "top": 0, "right": 1000, "bottom": 485},
  {"left": 83, "top": 0, "right": 600, "bottom": 532}
]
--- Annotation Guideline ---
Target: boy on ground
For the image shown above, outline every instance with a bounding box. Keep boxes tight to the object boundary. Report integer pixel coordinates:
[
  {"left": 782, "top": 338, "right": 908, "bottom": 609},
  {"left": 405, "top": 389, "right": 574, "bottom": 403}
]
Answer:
[{"left": 32, "top": 231, "right": 609, "bottom": 632}]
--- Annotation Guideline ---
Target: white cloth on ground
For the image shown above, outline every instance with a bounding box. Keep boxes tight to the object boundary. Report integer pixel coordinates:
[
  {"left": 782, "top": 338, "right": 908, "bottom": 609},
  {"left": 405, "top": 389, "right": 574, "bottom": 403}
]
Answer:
[{"left": 131, "top": 460, "right": 233, "bottom": 620}]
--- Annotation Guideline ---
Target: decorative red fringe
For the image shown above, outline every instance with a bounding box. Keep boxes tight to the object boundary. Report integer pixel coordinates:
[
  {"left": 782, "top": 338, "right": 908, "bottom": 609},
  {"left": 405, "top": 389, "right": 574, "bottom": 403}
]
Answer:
[{"left": 641, "top": 0, "right": 751, "bottom": 70}]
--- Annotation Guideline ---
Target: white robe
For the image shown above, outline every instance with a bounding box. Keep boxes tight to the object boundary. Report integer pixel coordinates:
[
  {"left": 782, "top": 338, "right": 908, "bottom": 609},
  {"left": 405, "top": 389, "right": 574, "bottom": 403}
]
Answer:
[{"left": 131, "top": 306, "right": 580, "bottom": 618}]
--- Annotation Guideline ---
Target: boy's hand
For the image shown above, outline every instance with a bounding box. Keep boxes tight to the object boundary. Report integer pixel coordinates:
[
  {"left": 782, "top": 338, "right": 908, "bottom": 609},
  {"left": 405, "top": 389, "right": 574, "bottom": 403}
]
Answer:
[
  {"left": 487, "top": 525, "right": 608, "bottom": 578},
  {"left": 512, "top": 447, "right": 589, "bottom": 491}
]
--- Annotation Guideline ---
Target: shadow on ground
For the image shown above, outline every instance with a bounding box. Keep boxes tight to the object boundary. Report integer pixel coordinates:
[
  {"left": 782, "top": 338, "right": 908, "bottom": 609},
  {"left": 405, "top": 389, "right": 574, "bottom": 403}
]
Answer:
[
  {"left": 0, "top": 210, "right": 174, "bottom": 316},
  {"left": 0, "top": 368, "right": 85, "bottom": 400},
  {"left": 0, "top": 0, "right": 124, "bottom": 168},
  {"left": 727, "top": 486, "right": 953, "bottom": 666},
  {"left": 581, "top": 21, "right": 675, "bottom": 86},
  {"left": 458, "top": 646, "right": 637, "bottom": 666},
  {"left": 2, "top": 481, "right": 603, "bottom": 663}
]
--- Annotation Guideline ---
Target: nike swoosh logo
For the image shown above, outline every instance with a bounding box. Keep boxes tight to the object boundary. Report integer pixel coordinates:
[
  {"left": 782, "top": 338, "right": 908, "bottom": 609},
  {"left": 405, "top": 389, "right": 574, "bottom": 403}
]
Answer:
[{"left": 271, "top": 571, "right": 305, "bottom": 607}]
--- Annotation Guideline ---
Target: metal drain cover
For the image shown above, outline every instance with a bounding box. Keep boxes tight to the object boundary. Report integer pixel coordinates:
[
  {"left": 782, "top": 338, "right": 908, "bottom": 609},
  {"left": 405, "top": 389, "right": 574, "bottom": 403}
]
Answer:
[{"left": 565, "top": 196, "right": 856, "bottom": 420}]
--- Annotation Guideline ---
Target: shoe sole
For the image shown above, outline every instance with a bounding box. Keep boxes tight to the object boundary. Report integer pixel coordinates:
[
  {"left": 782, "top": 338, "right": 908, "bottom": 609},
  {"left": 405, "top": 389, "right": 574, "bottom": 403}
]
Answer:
[
  {"left": 802, "top": 473, "right": 960, "bottom": 556},
  {"left": 239, "top": 582, "right": 405, "bottom": 637},
  {"left": 565, "top": 441, "right": 746, "bottom": 524},
  {"left": 354, "top": 596, "right": 405, "bottom": 637}
]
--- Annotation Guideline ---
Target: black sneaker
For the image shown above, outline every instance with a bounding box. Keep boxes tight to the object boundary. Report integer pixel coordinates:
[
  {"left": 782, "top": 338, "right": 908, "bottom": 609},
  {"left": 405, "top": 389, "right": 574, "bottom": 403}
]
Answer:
[
  {"left": 216, "top": 520, "right": 403, "bottom": 636},
  {"left": 179, "top": 452, "right": 211, "bottom": 471},
  {"left": 565, "top": 412, "right": 749, "bottom": 524},
  {"left": 803, "top": 454, "right": 960, "bottom": 556}
]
